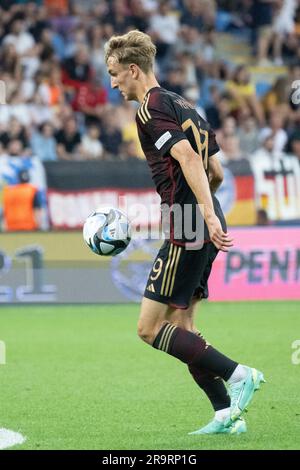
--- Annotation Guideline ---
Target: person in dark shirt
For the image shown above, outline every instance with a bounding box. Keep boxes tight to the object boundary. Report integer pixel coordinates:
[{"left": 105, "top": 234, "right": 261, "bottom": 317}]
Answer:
[
  {"left": 105, "top": 30, "right": 265, "bottom": 435},
  {"left": 251, "top": 0, "right": 275, "bottom": 63},
  {"left": 100, "top": 113, "right": 122, "bottom": 158},
  {"left": 55, "top": 117, "right": 81, "bottom": 160},
  {"left": 0, "top": 117, "right": 29, "bottom": 151},
  {"left": 62, "top": 47, "right": 91, "bottom": 90}
]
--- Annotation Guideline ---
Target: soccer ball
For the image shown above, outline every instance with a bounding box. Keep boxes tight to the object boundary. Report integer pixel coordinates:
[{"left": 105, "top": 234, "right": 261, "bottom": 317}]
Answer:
[{"left": 83, "top": 206, "right": 131, "bottom": 256}]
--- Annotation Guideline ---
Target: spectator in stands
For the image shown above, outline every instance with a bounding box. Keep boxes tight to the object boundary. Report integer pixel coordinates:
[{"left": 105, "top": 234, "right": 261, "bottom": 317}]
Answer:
[
  {"left": 181, "top": 0, "right": 215, "bottom": 32},
  {"left": 6, "top": 138, "right": 23, "bottom": 157},
  {"left": 251, "top": 0, "right": 275, "bottom": 65},
  {"left": 174, "top": 26, "right": 203, "bottom": 59},
  {"left": 3, "top": 89, "right": 32, "bottom": 127},
  {"left": 55, "top": 117, "right": 81, "bottom": 160},
  {"left": 37, "top": 66, "right": 65, "bottom": 107},
  {"left": 200, "top": 26, "right": 219, "bottom": 69},
  {"left": 29, "top": 4, "right": 51, "bottom": 43},
  {"left": 80, "top": 125, "right": 104, "bottom": 160},
  {"left": 251, "top": 129, "right": 278, "bottom": 165},
  {"left": 128, "top": 0, "right": 150, "bottom": 32},
  {"left": 161, "top": 66, "right": 185, "bottom": 96},
  {"left": 218, "top": 117, "right": 250, "bottom": 165},
  {"left": 226, "top": 65, "right": 265, "bottom": 125},
  {"left": 272, "top": 0, "right": 297, "bottom": 65},
  {"left": 71, "top": 77, "right": 108, "bottom": 127},
  {"left": 237, "top": 115, "right": 260, "bottom": 156},
  {"left": 115, "top": 100, "right": 137, "bottom": 129},
  {"left": 0, "top": 43, "right": 22, "bottom": 81},
  {"left": 104, "top": 0, "right": 132, "bottom": 34},
  {"left": 0, "top": 70, "right": 17, "bottom": 114},
  {"left": 38, "top": 28, "right": 55, "bottom": 63},
  {"left": 89, "top": 24, "right": 107, "bottom": 79},
  {"left": 62, "top": 46, "right": 92, "bottom": 91},
  {"left": 30, "top": 122, "right": 58, "bottom": 161},
  {"left": 2, "top": 169, "right": 42, "bottom": 231},
  {"left": 100, "top": 112, "right": 123, "bottom": 158},
  {"left": 149, "top": 0, "right": 180, "bottom": 62},
  {"left": 48, "top": 4, "right": 79, "bottom": 39},
  {"left": 281, "top": 30, "right": 300, "bottom": 64},
  {"left": 218, "top": 133, "right": 246, "bottom": 164},
  {"left": 176, "top": 51, "right": 198, "bottom": 86},
  {"left": 121, "top": 120, "right": 144, "bottom": 160},
  {"left": 259, "top": 110, "right": 288, "bottom": 153},
  {"left": 184, "top": 85, "right": 207, "bottom": 119},
  {"left": 262, "top": 76, "right": 290, "bottom": 116},
  {"left": 3, "top": 18, "right": 36, "bottom": 57},
  {"left": 221, "top": 115, "right": 237, "bottom": 135},
  {"left": 205, "top": 88, "right": 232, "bottom": 130},
  {"left": 3, "top": 18, "right": 39, "bottom": 79},
  {"left": 120, "top": 139, "right": 142, "bottom": 161},
  {"left": 216, "top": 116, "right": 237, "bottom": 147},
  {"left": 200, "top": 0, "right": 217, "bottom": 28},
  {"left": 64, "top": 24, "right": 89, "bottom": 58},
  {"left": 28, "top": 92, "right": 55, "bottom": 127},
  {"left": 112, "top": 100, "right": 144, "bottom": 158},
  {"left": 0, "top": 117, "right": 29, "bottom": 151}
]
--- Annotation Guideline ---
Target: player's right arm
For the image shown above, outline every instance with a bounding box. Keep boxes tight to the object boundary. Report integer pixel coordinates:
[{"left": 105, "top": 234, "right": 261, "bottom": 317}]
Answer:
[{"left": 170, "top": 140, "right": 233, "bottom": 252}]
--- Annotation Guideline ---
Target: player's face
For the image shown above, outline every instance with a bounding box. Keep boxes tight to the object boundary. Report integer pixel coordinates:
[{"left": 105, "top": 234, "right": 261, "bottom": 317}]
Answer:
[{"left": 107, "top": 57, "right": 137, "bottom": 101}]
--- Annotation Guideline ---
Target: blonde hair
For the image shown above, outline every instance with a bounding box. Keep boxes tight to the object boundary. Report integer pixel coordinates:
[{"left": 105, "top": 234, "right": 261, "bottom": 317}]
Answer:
[{"left": 104, "top": 30, "right": 156, "bottom": 73}]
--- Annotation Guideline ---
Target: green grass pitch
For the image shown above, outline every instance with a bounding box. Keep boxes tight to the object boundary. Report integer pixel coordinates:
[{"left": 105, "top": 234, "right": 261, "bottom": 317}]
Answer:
[{"left": 0, "top": 301, "right": 299, "bottom": 450}]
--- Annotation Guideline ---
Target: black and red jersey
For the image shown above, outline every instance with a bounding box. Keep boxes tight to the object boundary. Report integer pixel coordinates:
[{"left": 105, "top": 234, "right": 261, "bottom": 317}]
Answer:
[{"left": 135, "top": 86, "right": 225, "bottom": 245}]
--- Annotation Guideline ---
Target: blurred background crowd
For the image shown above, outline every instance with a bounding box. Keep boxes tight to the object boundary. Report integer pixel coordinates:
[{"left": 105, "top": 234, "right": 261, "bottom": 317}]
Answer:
[{"left": 0, "top": 0, "right": 300, "bottom": 231}]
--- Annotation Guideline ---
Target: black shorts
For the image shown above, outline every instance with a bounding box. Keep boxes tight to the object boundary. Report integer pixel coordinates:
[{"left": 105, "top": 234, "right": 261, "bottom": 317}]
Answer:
[{"left": 143, "top": 240, "right": 219, "bottom": 309}]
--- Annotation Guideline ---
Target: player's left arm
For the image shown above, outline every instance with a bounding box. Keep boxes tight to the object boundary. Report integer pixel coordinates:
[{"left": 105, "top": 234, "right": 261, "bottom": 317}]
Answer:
[
  {"left": 170, "top": 140, "right": 232, "bottom": 252},
  {"left": 208, "top": 152, "right": 224, "bottom": 194}
]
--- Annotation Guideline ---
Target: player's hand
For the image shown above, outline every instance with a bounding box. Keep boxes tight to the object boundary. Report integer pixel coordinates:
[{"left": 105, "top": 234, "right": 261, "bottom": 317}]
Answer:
[{"left": 207, "top": 216, "right": 233, "bottom": 252}]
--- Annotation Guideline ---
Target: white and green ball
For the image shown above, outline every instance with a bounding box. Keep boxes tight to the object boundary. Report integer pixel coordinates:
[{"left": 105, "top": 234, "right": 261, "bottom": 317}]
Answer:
[{"left": 83, "top": 207, "right": 131, "bottom": 256}]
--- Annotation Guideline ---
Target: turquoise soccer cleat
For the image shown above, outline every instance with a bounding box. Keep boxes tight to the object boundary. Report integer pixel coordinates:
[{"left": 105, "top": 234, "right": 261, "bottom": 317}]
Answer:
[
  {"left": 229, "top": 367, "right": 266, "bottom": 422},
  {"left": 188, "top": 417, "right": 247, "bottom": 435}
]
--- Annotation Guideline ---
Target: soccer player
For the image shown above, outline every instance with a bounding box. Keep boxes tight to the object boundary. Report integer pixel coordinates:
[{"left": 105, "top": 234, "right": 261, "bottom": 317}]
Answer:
[{"left": 105, "top": 31, "right": 265, "bottom": 435}]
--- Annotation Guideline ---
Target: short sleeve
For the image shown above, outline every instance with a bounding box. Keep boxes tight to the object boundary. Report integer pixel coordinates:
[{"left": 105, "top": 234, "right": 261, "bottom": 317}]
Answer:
[{"left": 136, "top": 94, "right": 187, "bottom": 157}]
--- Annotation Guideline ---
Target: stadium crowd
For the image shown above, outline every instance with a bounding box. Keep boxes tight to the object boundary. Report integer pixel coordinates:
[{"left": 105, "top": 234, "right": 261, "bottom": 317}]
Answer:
[{"left": 0, "top": 0, "right": 300, "bottom": 230}]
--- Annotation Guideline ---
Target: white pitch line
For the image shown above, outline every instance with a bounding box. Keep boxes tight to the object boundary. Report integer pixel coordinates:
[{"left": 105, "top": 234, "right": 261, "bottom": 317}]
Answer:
[{"left": 0, "top": 428, "right": 26, "bottom": 450}]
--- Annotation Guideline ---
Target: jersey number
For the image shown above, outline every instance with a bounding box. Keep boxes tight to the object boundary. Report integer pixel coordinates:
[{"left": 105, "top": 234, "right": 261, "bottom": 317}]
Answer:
[
  {"left": 181, "top": 118, "right": 208, "bottom": 170},
  {"left": 150, "top": 258, "right": 163, "bottom": 281}
]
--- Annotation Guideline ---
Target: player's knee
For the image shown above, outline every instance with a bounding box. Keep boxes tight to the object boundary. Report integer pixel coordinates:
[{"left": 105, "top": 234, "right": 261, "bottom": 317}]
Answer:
[
  {"left": 137, "top": 322, "right": 155, "bottom": 344},
  {"left": 137, "top": 320, "right": 167, "bottom": 345}
]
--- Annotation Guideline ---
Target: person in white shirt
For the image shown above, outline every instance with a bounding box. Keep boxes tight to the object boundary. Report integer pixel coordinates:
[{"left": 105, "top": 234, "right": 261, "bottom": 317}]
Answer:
[
  {"left": 272, "top": 0, "right": 297, "bottom": 64},
  {"left": 80, "top": 125, "right": 104, "bottom": 160},
  {"left": 259, "top": 111, "right": 288, "bottom": 153},
  {"left": 3, "top": 19, "right": 35, "bottom": 55},
  {"left": 149, "top": 0, "right": 179, "bottom": 60},
  {"left": 3, "top": 19, "right": 39, "bottom": 78}
]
